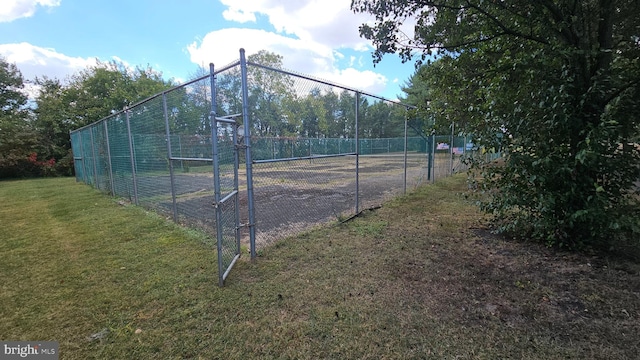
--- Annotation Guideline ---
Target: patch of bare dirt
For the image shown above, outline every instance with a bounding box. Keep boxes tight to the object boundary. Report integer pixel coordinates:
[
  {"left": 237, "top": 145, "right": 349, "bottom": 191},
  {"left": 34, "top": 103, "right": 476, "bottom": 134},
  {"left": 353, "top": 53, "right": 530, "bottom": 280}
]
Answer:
[{"left": 387, "top": 225, "right": 640, "bottom": 359}]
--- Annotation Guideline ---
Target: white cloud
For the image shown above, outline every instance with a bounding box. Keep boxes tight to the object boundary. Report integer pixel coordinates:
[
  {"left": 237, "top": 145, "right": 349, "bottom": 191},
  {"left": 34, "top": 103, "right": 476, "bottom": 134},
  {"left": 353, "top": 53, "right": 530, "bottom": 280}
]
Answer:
[
  {"left": 189, "top": 0, "right": 397, "bottom": 95},
  {"left": 0, "top": 42, "right": 97, "bottom": 81},
  {"left": 218, "top": 0, "right": 372, "bottom": 51},
  {"left": 321, "top": 67, "right": 388, "bottom": 94},
  {"left": 186, "top": 27, "right": 388, "bottom": 95},
  {"left": 110, "top": 55, "right": 136, "bottom": 73},
  {"left": 0, "top": 0, "right": 61, "bottom": 23},
  {"left": 222, "top": 7, "right": 256, "bottom": 23}
]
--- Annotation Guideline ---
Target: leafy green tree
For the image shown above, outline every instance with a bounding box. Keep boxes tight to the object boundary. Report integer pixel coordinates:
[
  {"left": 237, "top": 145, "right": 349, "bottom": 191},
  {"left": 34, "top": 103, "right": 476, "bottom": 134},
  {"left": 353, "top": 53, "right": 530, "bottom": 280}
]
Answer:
[
  {"left": 361, "top": 99, "right": 405, "bottom": 138},
  {"left": 298, "top": 88, "right": 329, "bottom": 138},
  {"left": 396, "top": 72, "right": 434, "bottom": 150},
  {"left": 32, "top": 77, "right": 76, "bottom": 175},
  {"left": 166, "top": 66, "right": 215, "bottom": 136},
  {"left": 29, "top": 61, "right": 174, "bottom": 176},
  {"left": 319, "top": 91, "right": 343, "bottom": 138},
  {"left": 246, "top": 50, "right": 296, "bottom": 136},
  {"left": 0, "top": 57, "right": 27, "bottom": 117},
  {"left": 401, "top": 67, "right": 429, "bottom": 113},
  {"left": 0, "top": 56, "right": 41, "bottom": 177},
  {"left": 213, "top": 50, "right": 296, "bottom": 136},
  {"left": 64, "top": 61, "right": 173, "bottom": 128},
  {"left": 337, "top": 90, "right": 357, "bottom": 137},
  {"left": 353, "top": 0, "right": 640, "bottom": 251},
  {"left": 215, "top": 66, "right": 243, "bottom": 118}
]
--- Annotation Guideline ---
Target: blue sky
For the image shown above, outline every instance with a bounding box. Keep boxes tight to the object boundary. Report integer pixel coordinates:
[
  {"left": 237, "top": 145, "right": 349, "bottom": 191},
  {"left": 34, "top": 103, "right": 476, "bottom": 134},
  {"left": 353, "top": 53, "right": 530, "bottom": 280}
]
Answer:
[{"left": 0, "top": 0, "right": 418, "bottom": 100}]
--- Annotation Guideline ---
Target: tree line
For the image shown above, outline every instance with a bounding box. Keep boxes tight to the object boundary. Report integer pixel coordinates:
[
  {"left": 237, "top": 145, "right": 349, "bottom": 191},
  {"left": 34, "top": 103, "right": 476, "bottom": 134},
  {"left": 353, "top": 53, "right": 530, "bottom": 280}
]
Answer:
[
  {"left": 1, "top": 50, "right": 411, "bottom": 178},
  {"left": 213, "top": 50, "right": 408, "bottom": 140}
]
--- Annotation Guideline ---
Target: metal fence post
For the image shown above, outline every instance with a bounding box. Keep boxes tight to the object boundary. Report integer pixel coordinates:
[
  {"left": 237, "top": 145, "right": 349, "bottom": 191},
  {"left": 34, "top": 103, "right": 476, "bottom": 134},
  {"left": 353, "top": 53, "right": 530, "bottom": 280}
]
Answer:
[
  {"left": 403, "top": 115, "right": 408, "bottom": 194},
  {"left": 210, "top": 63, "right": 226, "bottom": 286},
  {"left": 163, "top": 92, "right": 178, "bottom": 222},
  {"left": 89, "top": 127, "right": 98, "bottom": 188},
  {"left": 431, "top": 132, "right": 436, "bottom": 183},
  {"left": 178, "top": 136, "right": 184, "bottom": 172},
  {"left": 450, "top": 121, "right": 455, "bottom": 175},
  {"left": 125, "top": 108, "right": 139, "bottom": 205},
  {"left": 231, "top": 89, "right": 242, "bottom": 268},
  {"left": 78, "top": 130, "right": 88, "bottom": 183},
  {"left": 426, "top": 131, "right": 431, "bottom": 181},
  {"left": 355, "top": 91, "right": 360, "bottom": 213},
  {"left": 463, "top": 134, "right": 467, "bottom": 156},
  {"left": 240, "top": 48, "right": 258, "bottom": 260},
  {"left": 103, "top": 121, "right": 115, "bottom": 196}
]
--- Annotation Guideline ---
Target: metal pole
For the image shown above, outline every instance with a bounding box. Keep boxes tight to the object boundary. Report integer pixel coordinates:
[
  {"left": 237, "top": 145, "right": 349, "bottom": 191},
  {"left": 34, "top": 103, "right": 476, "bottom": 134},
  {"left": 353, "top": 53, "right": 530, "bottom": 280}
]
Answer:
[
  {"left": 179, "top": 136, "right": 184, "bottom": 172},
  {"left": 210, "top": 63, "right": 226, "bottom": 286},
  {"left": 403, "top": 116, "right": 408, "bottom": 194},
  {"left": 89, "top": 127, "right": 98, "bottom": 189},
  {"left": 103, "top": 121, "right": 115, "bottom": 196},
  {"left": 70, "top": 132, "right": 78, "bottom": 182},
  {"left": 163, "top": 93, "right": 178, "bottom": 222},
  {"left": 78, "top": 130, "right": 87, "bottom": 183},
  {"left": 463, "top": 134, "right": 467, "bottom": 156},
  {"left": 450, "top": 121, "right": 454, "bottom": 175},
  {"left": 240, "top": 48, "right": 258, "bottom": 260},
  {"left": 426, "top": 133, "right": 431, "bottom": 182},
  {"left": 431, "top": 132, "right": 436, "bottom": 183},
  {"left": 232, "top": 121, "right": 241, "bottom": 264},
  {"left": 355, "top": 92, "right": 360, "bottom": 213},
  {"left": 125, "top": 109, "right": 139, "bottom": 205},
  {"left": 462, "top": 133, "right": 467, "bottom": 172}
]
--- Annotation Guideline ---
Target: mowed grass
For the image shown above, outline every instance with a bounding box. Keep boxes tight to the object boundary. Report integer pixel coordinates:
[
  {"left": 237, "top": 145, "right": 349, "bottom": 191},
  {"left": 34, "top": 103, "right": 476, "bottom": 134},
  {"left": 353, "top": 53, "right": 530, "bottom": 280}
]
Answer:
[{"left": 1, "top": 176, "right": 639, "bottom": 359}]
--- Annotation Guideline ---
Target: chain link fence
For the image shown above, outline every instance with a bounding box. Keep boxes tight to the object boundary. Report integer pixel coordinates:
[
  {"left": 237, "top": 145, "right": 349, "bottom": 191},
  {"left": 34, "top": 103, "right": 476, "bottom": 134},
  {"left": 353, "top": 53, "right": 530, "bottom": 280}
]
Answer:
[{"left": 70, "top": 50, "right": 497, "bottom": 260}]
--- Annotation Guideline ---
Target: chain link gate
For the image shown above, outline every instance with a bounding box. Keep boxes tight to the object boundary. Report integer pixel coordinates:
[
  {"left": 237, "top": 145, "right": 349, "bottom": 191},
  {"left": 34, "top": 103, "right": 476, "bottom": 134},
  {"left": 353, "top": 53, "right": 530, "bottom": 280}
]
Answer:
[{"left": 210, "top": 64, "right": 242, "bottom": 287}]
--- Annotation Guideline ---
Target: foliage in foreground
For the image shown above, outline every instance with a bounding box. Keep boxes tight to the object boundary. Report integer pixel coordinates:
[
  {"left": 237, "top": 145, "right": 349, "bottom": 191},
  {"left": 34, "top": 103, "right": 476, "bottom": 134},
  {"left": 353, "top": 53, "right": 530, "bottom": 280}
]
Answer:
[{"left": 353, "top": 0, "right": 640, "bottom": 250}]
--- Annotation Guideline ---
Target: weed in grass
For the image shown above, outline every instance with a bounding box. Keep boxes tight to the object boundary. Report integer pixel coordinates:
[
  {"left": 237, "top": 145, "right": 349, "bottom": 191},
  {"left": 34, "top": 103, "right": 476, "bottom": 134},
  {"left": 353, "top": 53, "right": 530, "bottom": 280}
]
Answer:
[{"left": 348, "top": 219, "right": 388, "bottom": 238}]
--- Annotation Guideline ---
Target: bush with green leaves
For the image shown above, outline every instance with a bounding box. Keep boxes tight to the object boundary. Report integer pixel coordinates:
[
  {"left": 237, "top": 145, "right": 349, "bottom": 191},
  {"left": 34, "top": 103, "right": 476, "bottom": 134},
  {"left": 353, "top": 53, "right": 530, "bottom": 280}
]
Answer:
[{"left": 353, "top": 0, "right": 640, "bottom": 251}]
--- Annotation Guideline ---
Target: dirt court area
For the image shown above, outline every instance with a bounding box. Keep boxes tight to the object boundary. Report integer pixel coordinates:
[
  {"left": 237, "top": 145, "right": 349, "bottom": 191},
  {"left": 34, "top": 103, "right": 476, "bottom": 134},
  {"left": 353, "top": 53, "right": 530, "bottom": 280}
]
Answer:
[{"left": 150, "top": 152, "right": 462, "bottom": 247}]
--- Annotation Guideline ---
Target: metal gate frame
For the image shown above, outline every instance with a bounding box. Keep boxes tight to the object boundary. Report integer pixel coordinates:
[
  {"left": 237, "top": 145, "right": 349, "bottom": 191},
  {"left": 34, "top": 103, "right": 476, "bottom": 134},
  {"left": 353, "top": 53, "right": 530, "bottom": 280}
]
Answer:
[{"left": 210, "top": 63, "right": 242, "bottom": 287}]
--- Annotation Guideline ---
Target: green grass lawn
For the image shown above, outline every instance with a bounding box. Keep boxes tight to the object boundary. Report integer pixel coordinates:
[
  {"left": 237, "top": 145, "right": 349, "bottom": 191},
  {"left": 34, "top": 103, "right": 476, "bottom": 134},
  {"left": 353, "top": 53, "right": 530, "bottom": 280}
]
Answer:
[{"left": 1, "top": 176, "right": 639, "bottom": 359}]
